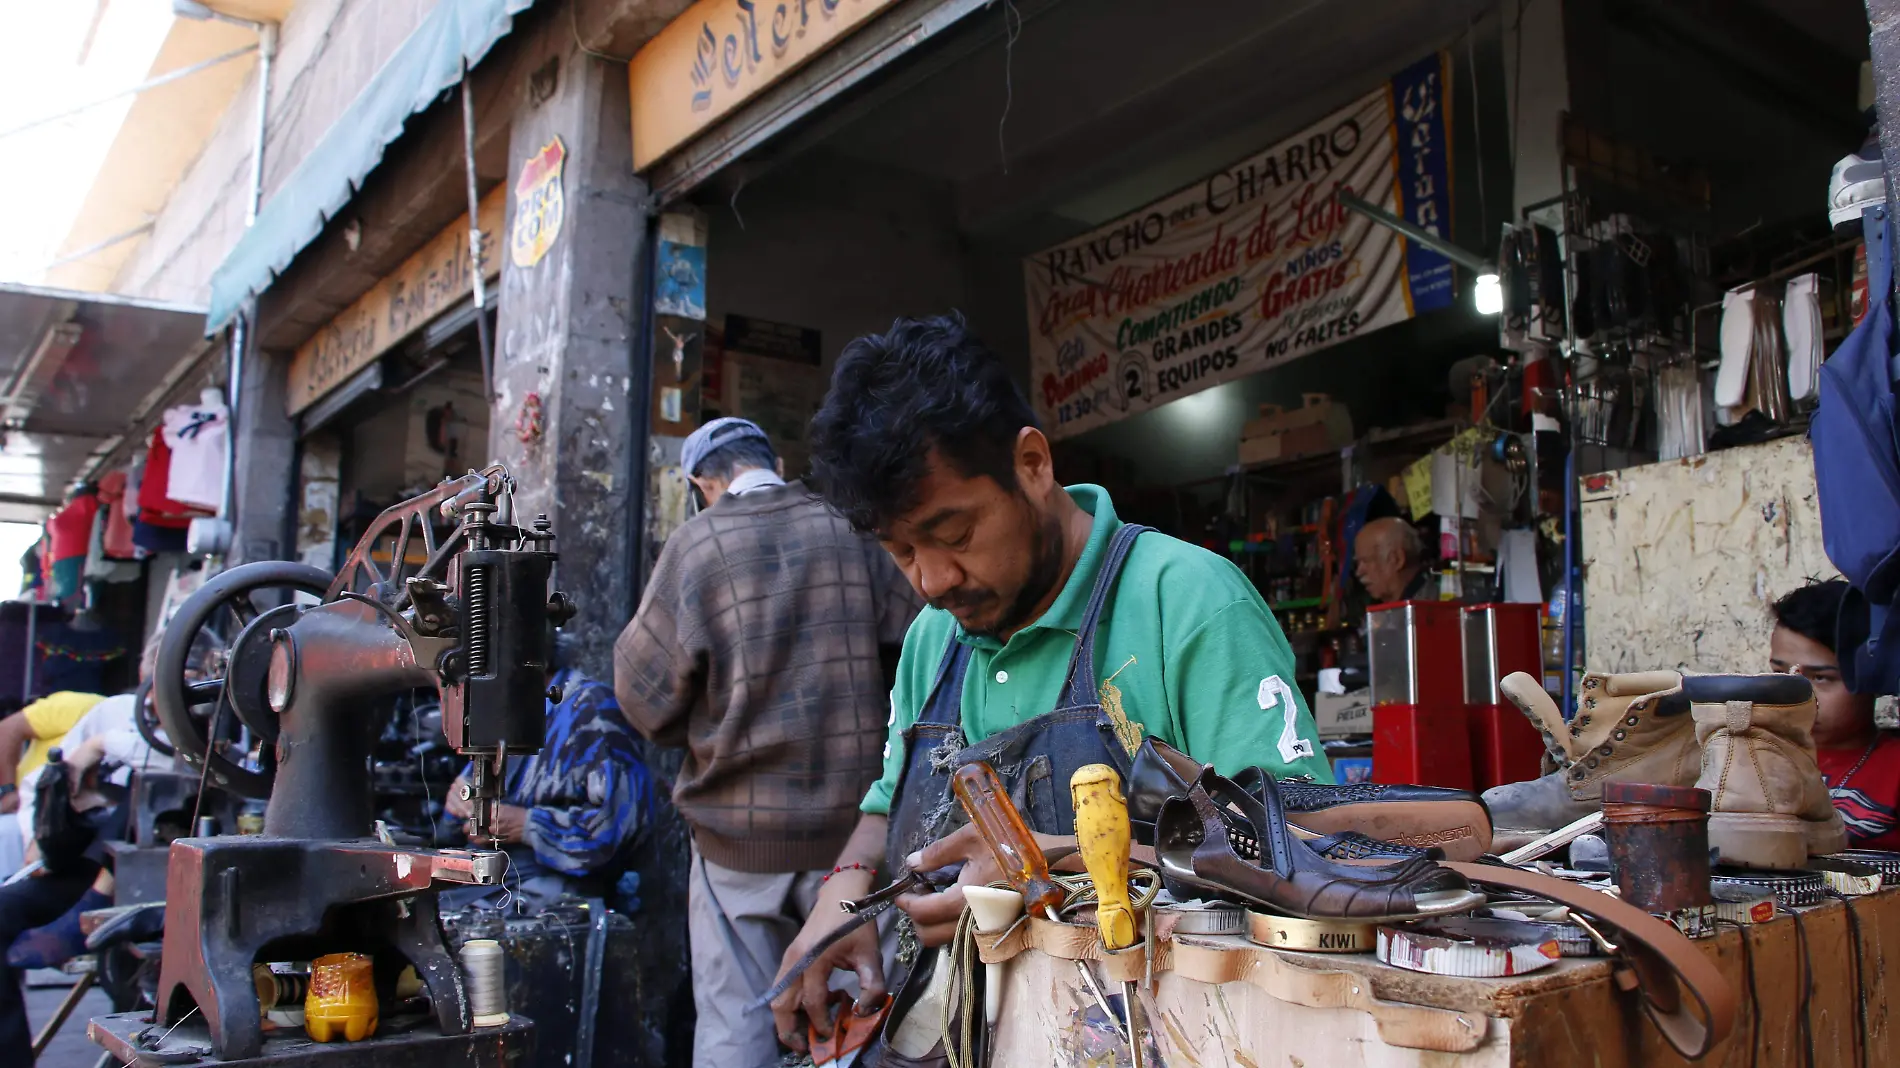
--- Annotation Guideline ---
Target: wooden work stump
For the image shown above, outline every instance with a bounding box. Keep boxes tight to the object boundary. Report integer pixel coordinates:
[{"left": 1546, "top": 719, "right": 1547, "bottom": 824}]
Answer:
[{"left": 990, "top": 889, "right": 1900, "bottom": 1066}]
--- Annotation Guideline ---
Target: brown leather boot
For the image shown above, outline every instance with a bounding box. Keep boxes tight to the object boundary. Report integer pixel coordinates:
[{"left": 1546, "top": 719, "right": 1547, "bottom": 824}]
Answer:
[
  {"left": 1481, "top": 670, "right": 1699, "bottom": 834},
  {"left": 1686, "top": 674, "right": 1848, "bottom": 870}
]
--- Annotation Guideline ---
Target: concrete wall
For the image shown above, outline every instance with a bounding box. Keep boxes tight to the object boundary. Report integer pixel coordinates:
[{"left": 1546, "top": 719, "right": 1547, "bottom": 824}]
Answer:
[
  {"left": 1581, "top": 436, "right": 1837, "bottom": 675},
  {"left": 112, "top": 0, "right": 436, "bottom": 305},
  {"left": 702, "top": 151, "right": 968, "bottom": 372}
]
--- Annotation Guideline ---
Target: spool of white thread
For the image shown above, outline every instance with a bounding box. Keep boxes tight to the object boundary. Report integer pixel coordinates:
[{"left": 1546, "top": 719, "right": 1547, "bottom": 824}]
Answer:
[{"left": 461, "top": 939, "right": 511, "bottom": 1026}]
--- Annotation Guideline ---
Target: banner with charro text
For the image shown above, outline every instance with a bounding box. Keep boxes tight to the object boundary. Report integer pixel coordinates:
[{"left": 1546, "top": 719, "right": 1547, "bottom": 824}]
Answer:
[{"left": 1025, "top": 52, "right": 1454, "bottom": 439}]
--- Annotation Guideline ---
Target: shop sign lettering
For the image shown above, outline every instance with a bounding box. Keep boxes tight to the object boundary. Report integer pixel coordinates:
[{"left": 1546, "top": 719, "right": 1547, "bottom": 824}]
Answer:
[
  {"left": 511, "top": 138, "right": 566, "bottom": 269},
  {"left": 287, "top": 188, "right": 505, "bottom": 416},
  {"left": 1024, "top": 52, "right": 1455, "bottom": 439},
  {"left": 627, "top": 0, "right": 901, "bottom": 170}
]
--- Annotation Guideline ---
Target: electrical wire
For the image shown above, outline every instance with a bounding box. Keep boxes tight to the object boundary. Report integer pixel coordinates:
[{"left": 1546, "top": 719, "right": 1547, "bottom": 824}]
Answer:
[
  {"left": 1465, "top": 23, "right": 1487, "bottom": 237},
  {"left": 996, "top": 0, "right": 1022, "bottom": 174},
  {"left": 1509, "top": 0, "right": 1527, "bottom": 197}
]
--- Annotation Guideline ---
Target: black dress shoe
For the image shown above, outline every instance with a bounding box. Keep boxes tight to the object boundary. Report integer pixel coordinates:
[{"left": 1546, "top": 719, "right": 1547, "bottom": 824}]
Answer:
[
  {"left": 1127, "top": 738, "right": 1441, "bottom": 864},
  {"left": 1232, "top": 770, "right": 1494, "bottom": 862}
]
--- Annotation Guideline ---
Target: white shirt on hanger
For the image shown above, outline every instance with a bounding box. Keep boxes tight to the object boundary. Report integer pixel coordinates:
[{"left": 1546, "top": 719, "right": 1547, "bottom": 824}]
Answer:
[{"left": 160, "top": 397, "right": 228, "bottom": 512}]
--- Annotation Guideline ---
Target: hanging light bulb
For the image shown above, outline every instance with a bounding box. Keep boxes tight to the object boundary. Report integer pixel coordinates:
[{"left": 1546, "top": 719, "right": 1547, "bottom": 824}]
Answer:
[{"left": 1474, "top": 270, "right": 1503, "bottom": 316}]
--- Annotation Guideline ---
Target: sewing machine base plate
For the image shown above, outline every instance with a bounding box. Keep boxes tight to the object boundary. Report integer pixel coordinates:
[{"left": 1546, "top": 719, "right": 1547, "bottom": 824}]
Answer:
[{"left": 88, "top": 1009, "right": 534, "bottom": 1067}]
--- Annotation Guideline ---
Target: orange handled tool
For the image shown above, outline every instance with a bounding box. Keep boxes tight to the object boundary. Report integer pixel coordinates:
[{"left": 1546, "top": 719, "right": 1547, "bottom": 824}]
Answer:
[
  {"left": 950, "top": 763, "right": 1062, "bottom": 917},
  {"left": 950, "top": 762, "right": 1128, "bottom": 1044}
]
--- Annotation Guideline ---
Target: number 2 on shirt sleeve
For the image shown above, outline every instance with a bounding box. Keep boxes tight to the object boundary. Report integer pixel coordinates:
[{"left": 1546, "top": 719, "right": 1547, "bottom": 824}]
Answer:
[{"left": 1257, "top": 675, "right": 1316, "bottom": 763}]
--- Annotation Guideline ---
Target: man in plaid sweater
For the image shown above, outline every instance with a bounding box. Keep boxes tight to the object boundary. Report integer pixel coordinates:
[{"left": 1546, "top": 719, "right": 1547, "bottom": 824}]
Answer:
[{"left": 615, "top": 418, "right": 921, "bottom": 1068}]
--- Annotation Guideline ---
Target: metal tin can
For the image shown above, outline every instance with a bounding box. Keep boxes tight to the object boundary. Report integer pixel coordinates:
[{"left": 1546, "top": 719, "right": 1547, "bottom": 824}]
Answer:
[{"left": 1601, "top": 781, "right": 1713, "bottom": 912}]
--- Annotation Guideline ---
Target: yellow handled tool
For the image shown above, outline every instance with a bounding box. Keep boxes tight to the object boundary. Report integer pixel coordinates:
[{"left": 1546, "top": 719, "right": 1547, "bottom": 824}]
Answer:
[
  {"left": 1070, "top": 764, "right": 1143, "bottom": 1067},
  {"left": 952, "top": 762, "right": 1126, "bottom": 1045},
  {"left": 1072, "top": 764, "right": 1137, "bottom": 950}
]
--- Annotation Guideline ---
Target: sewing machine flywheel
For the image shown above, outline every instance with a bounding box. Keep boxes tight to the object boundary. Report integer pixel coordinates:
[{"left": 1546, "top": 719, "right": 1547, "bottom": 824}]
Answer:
[{"left": 151, "top": 561, "right": 332, "bottom": 800}]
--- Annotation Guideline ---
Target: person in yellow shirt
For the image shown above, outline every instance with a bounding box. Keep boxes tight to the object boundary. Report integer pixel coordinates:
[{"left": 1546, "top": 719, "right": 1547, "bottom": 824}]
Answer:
[{"left": 0, "top": 691, "right": 105, "bottom": 815}]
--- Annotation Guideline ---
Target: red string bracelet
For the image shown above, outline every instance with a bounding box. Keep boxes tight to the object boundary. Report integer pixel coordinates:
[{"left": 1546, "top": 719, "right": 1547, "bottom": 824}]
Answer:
[{"left": 822, "top": 862, "right": 873, "bottom": 884}]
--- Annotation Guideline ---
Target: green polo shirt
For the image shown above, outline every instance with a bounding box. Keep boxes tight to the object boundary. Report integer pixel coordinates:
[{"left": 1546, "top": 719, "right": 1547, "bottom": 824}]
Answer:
[{"left": 861, "top": 485, "right": 1332, "bottom": 815}]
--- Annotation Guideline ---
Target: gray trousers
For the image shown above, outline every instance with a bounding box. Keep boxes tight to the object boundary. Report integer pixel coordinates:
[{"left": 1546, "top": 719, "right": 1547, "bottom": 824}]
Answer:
[{"left": 688, "top": 849, "right": 830, "bottom": 1068}]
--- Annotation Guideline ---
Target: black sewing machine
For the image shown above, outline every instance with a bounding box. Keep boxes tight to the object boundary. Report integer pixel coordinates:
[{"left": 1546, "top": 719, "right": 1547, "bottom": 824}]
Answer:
[{"left": 106, "top": 466, "right": 572, "bottom": 1062}]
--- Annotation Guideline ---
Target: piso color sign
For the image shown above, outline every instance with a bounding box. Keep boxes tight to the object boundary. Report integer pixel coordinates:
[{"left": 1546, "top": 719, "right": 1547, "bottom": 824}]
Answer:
[{"left": 1024, "top": 52, "right": 1455, "bottom": 439}]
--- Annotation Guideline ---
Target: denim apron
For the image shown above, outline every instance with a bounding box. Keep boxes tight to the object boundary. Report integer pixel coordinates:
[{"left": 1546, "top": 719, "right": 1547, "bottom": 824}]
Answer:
[{"left": 873, "top": 524, "right": 1149, "bottom": 1064}]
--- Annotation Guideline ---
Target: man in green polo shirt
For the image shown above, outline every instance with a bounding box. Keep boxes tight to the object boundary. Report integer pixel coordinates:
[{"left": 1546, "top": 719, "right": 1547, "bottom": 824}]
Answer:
[
  {"left": 860, "top": 478, "right": 1332, "bottom": 810},
  {"left": 767, "top": 313, "right": 1329, "bottom": 1051}
]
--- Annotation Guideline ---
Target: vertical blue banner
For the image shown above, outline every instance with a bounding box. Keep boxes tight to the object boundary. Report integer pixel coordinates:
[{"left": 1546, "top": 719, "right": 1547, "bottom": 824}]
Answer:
[{"left": 1390, "top": 52, "right": 1455, "bottom": 314}]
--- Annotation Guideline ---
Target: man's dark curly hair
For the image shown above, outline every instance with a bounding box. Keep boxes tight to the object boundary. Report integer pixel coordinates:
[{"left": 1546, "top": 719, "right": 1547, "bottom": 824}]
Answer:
[
  {"left": 809, "top": 313, "right": 1037, "bottom": 533},
  {"left": 1772, "top": 578, "right": 1849, "bottom": 653}
]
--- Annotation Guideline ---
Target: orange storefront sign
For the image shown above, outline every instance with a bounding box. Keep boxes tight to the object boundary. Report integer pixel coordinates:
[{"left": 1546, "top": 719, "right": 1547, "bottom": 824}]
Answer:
[{"left": 627, "top": 0, "right": 899, "bottom": 171}]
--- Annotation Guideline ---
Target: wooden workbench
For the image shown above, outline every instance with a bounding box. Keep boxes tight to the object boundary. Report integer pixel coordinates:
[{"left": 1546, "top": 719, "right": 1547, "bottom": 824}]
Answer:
[{"left": 991, "top": 889, "right": 1900, "bottom": 1067}]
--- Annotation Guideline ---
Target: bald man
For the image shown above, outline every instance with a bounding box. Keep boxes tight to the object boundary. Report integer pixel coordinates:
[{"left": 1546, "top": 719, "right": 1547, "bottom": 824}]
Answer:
[{"left": 1354, "top": 517, "right": 1434, "bottom": 603}]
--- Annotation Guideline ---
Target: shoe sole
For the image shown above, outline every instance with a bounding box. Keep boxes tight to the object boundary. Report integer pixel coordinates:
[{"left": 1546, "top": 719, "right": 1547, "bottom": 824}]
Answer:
[
  {"left": 1291, "top": 801, "right": 1493, "bottom": 863},
  {"left": 1708, "top": 812, "right": 1845, "bottom": 871}
]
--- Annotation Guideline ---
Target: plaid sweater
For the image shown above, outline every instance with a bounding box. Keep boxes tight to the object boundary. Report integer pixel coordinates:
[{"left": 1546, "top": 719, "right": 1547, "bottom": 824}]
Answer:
[{"left": 614, "top": 481, "right": 921, "bottom": 872}]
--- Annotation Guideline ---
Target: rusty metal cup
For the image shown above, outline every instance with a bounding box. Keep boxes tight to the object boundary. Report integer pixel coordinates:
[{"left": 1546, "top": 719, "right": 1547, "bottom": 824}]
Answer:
[{"left": 1601, "top": 782, "right": 1713, "bottom": 912}]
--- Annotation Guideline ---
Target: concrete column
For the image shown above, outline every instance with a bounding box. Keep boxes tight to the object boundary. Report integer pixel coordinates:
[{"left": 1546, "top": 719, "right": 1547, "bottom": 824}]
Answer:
[
  {"left": 229, "top": 326, "right": 297, "bottom": 566},
  {"left": 490, "top": 41, "right": 648, "bottom": 677},
  {"left": 1504, "top": 0, "right": 1572, "bottom": 216},
  {"left": 489, "top": 29, "right": 692, "bottom": 1068},
  {"left": 1870, "top": 0, "right": 1900, "bottom": 224}
]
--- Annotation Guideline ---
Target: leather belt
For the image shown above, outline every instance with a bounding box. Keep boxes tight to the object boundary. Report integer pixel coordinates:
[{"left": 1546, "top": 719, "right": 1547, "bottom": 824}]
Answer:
[{"left": 1444, "top": 862, "right": 1738, "bottom": 1059}]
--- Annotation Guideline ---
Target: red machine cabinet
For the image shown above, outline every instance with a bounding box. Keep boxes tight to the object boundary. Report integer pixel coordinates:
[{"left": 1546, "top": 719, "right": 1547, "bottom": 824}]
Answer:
[
  {"left": 1368, "top": 600, "right": 1472, "bottom": 790},
  {"left": 1463, "top": 602, "right": 1546, "bottom": 791}
]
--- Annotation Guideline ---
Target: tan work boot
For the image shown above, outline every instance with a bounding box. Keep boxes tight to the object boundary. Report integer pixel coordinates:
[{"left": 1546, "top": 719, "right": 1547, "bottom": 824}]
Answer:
[
  {"left": 1481, "top": 670, "right": 1699, "bottom": 834},
  {"left": 1685, "top": 673, "right": 1848, "bottom": 870}
]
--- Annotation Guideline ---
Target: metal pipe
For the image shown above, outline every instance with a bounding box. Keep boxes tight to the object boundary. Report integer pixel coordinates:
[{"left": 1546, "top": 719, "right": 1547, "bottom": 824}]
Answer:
[
  {"left": 1338, "top": 190, "right": 1491, "bottom": 274},
  {"left": 221, "top": 312, "right": 245, "bottom": 525},
  {"left": 1561, "top": 446, "right": 1576, "bottom": 719},
  {"left": 41, "top": 220, "right": 155, "bottom": 272},
  {"left": 225, "top": 22, "right": 274, "bottom": 539},
  {"left": 0, "top": 45, "right": 257, "bottom": 142},
  {"left": 247, "top": 23, "right": 277, "bottom": 225},
  {"left": 461, "top": 67, "right": 494, "bottom": 400}
]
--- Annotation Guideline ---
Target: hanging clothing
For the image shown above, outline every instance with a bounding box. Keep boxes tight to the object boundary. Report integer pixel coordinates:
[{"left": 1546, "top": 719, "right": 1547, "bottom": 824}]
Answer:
[
  {"left": 136, "top": 429, "right": 211, "bottom": 529},
  {"left": 45, "top": 495, "right": 98, "bottom": 601},
  {"left": 83, "top": 506, "right": 139, "bottom": 584},
  {"left": 45, "top": 495, "right": 98, "bottom": 565},
  {"left": 96, "top": 471, "right": 137, "bottom": 561},
  {"left": 159, "top": 402, "right": 228, "bottom": 512},
  {"left": 130, "top": 521, "right": 189, "bottom": 555},
  {"left": 18, "top": 544, "right": 40, "bottom": 598}
]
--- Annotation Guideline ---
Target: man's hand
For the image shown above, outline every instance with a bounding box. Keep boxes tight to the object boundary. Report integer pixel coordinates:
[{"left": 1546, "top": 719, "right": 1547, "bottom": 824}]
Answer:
[
  {"left": 466, "top": 803, "right": 528, "bottom": 844},
  {"left": 445, "top": 776, "right": 472, "bottom": 820},
  {"left": 769, "top": 872, "right": 885, "bottom": 1053},
  {"left": 0, "top": 789, "right": 16, "bottom": 815},
  {"left": 64, "top": 738, "right": 106, "bottom": 792},
  {"left": 892, "top": 823, "right": 998, "bottom": 946},
  {"left": 895, "top": 824, "right": 1074, "bottom": 947}
]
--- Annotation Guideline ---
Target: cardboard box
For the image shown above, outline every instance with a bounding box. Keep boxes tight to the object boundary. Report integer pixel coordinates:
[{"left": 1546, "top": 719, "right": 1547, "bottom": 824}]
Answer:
[
  {"left": 1238, "top": 393, "right": 1353, "bottom": 465},
  {"left": 1312, "top": 689, "right": 1373, "bottom": 739}
]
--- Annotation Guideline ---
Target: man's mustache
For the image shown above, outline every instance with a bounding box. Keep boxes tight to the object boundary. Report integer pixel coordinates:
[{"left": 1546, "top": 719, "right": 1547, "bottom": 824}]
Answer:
[{"left": 929, "top": 588, "right": 998, "bottom": 613}]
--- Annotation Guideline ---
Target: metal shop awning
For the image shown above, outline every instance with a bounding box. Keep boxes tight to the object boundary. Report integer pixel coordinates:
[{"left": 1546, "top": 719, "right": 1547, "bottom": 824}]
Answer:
[
  {"left": 0, "top": 284, "right": 214, "bottom": 523},
  {"left": 205, "top": 0, "right": 536, "bottom": 332}
]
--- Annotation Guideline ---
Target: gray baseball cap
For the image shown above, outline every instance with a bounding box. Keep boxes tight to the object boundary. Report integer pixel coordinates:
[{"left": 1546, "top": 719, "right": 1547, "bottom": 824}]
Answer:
[{"left": 681, "top": 417, "right": 771, "bottom": 477}]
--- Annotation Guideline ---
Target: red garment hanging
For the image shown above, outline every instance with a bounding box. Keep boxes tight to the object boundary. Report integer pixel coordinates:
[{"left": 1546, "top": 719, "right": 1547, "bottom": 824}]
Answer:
[
  {"left": 97, "top": 470, "right": 137, "bottom": 558},
  {"left": 137, "top": 428, "right": 211, "bottom": 529},
  {"left": 47, "top": 493, "right": 99, "bottom": 563}
]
